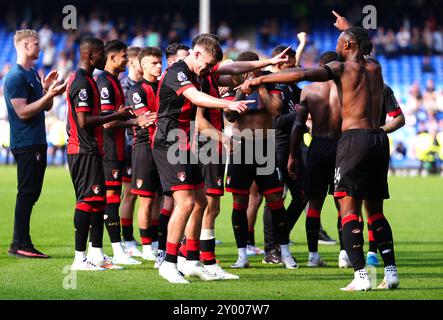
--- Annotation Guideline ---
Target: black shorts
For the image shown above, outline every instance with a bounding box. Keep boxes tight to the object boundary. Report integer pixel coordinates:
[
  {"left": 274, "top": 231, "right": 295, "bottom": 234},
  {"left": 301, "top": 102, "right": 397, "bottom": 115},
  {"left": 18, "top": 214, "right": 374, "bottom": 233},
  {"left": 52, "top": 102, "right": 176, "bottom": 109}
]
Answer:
[
  {"left": 200, "top": 162, "right": 225, "bottom": 196},
  {"left": 334, "top": 129, "right": 390, "bottom": 200},
  {"left": 152, "top": 147, "right": 204, "bottom": 193},
  {"left": 103, "top": 160, "right": 124, "bottom": 190},
  {"left": 122, "top": 144, "right": 132, "bottom": 183},
  {"left": 305, "top": 136, "right": 338, "bottom": 198},
  {"left": 68, "top": 154, "right": 106, "bottom": 203},
  {"left": 131, "top": 144, "right": 161, "bottom": 197},
  {"left": 226, "top": 138, "right": 283, "bottom": 195}
]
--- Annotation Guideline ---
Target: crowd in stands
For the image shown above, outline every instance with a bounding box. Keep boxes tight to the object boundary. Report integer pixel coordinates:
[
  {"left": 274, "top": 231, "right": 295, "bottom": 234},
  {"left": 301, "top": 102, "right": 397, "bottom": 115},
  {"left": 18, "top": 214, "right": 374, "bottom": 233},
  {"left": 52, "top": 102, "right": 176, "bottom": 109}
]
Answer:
[{"left": 1, "top": 5, "right": 443, "bottom": 175}]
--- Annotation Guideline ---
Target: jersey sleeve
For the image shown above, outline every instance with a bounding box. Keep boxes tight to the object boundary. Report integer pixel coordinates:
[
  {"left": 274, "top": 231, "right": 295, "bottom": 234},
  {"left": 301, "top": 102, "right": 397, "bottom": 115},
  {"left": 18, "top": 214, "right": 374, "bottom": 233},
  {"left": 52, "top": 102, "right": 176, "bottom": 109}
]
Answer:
[
  {"left": 96, "top": 75, "right": 116, "bottom": 114},
  {"left": 164, "top": 66, "right": 195, "bottom": 96},
  {"left": 383, "top": 85, "right": 402, "bottom": 117},
  {"left": 266, "top": 81, "right": 282, "bottom": 95},
  {"left": 4, "top": 73, "right": 28, "bottom": 99},
  {"left": 70, "top": 78, "right": 94, "bottom": 113},
  {"left": 127, "top": 86, "right": 149, "bottom": 115}
]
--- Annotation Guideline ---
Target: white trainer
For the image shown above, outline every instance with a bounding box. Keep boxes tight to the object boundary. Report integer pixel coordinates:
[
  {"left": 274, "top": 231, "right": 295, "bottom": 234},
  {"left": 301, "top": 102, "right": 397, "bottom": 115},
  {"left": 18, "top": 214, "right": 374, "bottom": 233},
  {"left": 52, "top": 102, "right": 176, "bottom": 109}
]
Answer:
[
  {"left": 204, "top": 263, "right": 240, "bottom": 280},
  {"left": 101, "top": 254, "right": 124, "bottom": 270},
  {"left": 340, "top": 269, "right": 372, "bottom": 291},
  {"left": 71, "top": 258, "right": 106, "bottom": 271},
  {"left": 112, "top": 254, "right": 142, "bottom": 265},
  {"left": 125, "top": 241, "right": 143, "bottom": 257},
  {"left": 231, "top": 257, "right": 250, "bottom": 269},
  {"left": 377, "top": 265, "right": 399, "bottom": 289},
  {"left": 307, "top": 255, "right": 327, "bottom": 267},
  {"left": 141, "top": 245, "right": 157, "bottom": 261},
  {"left": 282, "top": 254, "right": 299, "bottom": 269},
  {"left": 159, "top": 261, "right": 189, "bottom": 284},
  {"left": 177, "top": 255, "right": 186, "bottom": 273},
  {"left": 154, "top": 250, "right": 166, "bottom": 269},
  {"left": 246, "top": 245, "right": 265, "bottom": 256},
  {"left": 338, "top": 250, "right": 352, "bottom": 269},
  {"left": 180, "top": 261, "right": 218, "bottom": 281}
]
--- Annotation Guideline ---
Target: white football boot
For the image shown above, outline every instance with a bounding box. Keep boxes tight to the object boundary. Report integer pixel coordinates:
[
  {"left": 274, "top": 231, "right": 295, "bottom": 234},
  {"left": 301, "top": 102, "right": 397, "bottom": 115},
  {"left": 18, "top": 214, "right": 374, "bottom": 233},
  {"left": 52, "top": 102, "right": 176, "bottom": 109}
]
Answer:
[
  {"left": 204, "top": 263, "right": 240, "bottom": 280},
  {"left": 124, "top": 240, "right": 143, "bottom": 257},
  {"left": 154, "top": 250, "right": 166, "bottom": 269},
  {"left": 338, "top": 250, "right": 352, "bottom": 269},
  {"left": 141, "top": 244, "right": 157, "bottom": 261},
  {"left": 159, "top": 261, "right": 189, "bottom": 284},
  {"left": 180, "top": 260, "right": 218, "bottom": 281},
  {"left": 377, "top": 265, "right": 399, "bottom": 289},
  {"left": 340, "top": 269, "right": 372, "bottom": 291},
  {"left": 71, "top": 258, "right": 105, "bottom": 271}
]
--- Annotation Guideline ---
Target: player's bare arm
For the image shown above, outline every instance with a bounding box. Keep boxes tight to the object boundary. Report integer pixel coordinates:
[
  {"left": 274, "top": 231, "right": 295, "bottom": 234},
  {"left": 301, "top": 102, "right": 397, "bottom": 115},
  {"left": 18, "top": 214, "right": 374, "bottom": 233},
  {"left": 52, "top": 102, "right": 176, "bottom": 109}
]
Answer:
[
  {"left": 295, "top": 32, "right": 308, "bottom": 67},
  {"left": 215, "top": 46, "right": 291, "bottom": 76},
  {"left": 382, "top": 113, "right": 405, "bottom": 133},
  {"left": 239, "top": 62, "right": 344, "bottom": 94},
  {"left": 103, "top": 111, "right": 157, "bottom": 130},
  {"left": 182, "top": 86, "right": 253, "bottom": 113},
  {"left": 332, "top": 11, "right": 352, "bottom": 31},
  {"left": 256, "top": 84, "right": 282, "bottom": 116},
  {"left": 77, "top": 106, "right": 135, "bottom": 129}
]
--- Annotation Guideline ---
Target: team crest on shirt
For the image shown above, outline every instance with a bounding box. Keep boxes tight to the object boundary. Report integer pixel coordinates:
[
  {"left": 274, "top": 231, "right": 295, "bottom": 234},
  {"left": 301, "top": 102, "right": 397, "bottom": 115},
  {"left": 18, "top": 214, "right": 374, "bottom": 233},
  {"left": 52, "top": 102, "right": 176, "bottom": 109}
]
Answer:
[
  {"left": 101, "top": 87, "right": 110, "bottom": 99},
  {"left": 112, "top": 170, "right": 120, "bottom": 180},
  {"left": 79, "top": 89, "right": 88, "bottom": 101},
  {"left": 132, "top": 92, "right": 142, "bottom": 104},
  {"left": 226, "top": 176, "right": 231, "bottom": 185},
  {"left": 216, "top": 177, "right": 223, "bottom": 187},
  {"left": 92, "top": 185, "right": 100, "bottom": 195},
  {"left": 177, "top": 71, "right": 188, "bottom": 82},
  {"left": 136, "top": 179, "right": 143, "bottom": 189},
  {"left": 177, "top": 172, "right": 186, "bottom": 182}
]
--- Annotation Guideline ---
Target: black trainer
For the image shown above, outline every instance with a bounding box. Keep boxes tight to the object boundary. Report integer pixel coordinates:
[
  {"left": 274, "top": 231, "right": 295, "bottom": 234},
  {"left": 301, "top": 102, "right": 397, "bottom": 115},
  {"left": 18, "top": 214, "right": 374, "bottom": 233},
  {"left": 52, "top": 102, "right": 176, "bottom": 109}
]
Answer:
[
  {"left": 8, "top": 245, "right": 50, "bottom": 259},
  {"left": 318, "top": 226, "right": 337, "bottom": 245},
  {"left": 262, "top": 248, "right": 282, "bottom": 264}
]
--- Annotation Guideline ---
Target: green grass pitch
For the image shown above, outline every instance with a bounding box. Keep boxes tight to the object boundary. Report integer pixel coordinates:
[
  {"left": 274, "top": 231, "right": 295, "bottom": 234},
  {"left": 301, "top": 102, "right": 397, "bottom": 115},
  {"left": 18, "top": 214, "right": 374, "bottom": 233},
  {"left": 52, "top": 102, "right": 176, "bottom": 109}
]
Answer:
[{"left": 0, "top": 166, "right": 442, "bottom": 300}]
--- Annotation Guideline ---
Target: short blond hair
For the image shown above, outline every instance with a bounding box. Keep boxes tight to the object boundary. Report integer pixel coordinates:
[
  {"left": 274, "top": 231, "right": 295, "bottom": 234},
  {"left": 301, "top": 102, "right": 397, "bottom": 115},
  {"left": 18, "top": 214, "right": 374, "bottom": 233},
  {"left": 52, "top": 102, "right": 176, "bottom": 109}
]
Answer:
[{"left": 14, "top": 29, "right": 39, "bottom": 47}]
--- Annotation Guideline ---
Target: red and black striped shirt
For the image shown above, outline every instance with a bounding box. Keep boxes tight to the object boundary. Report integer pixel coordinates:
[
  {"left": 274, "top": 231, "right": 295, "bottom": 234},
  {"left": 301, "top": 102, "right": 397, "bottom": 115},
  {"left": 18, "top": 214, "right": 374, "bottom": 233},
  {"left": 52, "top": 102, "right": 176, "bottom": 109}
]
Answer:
[
  {"left": 66, "top": 69, "right": 103, "bottom": 156},
  {"left": 153, "top": 60, "right": 199, "bottom": 151},
  {"left": 96, "top": 70, "right": 125, "bottom": 161},
  {"left": 127, "top": 79, "right": 158, "bottom": 146}
]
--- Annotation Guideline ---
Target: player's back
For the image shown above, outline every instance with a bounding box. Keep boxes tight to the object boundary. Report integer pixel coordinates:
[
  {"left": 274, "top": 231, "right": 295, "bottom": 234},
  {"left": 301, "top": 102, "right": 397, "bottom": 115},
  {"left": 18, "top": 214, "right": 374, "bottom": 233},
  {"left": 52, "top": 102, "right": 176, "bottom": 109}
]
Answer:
[
  {"left": 304, "top": 81, "right": 342, "bottom": 138},
  {"left": 337, "top": 60, "right": 383, "bottom": 132}
]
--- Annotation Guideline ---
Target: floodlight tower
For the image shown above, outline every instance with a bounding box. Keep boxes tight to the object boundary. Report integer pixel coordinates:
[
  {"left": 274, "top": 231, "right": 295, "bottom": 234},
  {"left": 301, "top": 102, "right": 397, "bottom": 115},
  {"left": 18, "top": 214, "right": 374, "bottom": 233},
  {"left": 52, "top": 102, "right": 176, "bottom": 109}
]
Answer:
[{"left": 199, "top": 0, "right": 210, "bottom": 34}]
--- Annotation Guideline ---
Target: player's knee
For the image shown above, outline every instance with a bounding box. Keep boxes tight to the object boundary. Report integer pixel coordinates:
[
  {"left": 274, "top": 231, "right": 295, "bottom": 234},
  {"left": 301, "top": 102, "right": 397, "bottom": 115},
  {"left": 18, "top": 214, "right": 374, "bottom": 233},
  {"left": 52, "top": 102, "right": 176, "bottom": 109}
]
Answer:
[
  {"left": 233, "top": 194, "right": 249, "bottom": 206},
  {"left": 194, "top": 197, "right": 208, "bottom": 214},
  {"left": 177, "top": 197, "right": 195, "bottom": 214},
  {"left": 206, "top": 199, "right": 220, "bottom": 218},
  {"left": 107, "top": 188, "right": 122, "bottom": 197},
  {"left": 264, "top": 192, "right": 282, "bottom": 203}
]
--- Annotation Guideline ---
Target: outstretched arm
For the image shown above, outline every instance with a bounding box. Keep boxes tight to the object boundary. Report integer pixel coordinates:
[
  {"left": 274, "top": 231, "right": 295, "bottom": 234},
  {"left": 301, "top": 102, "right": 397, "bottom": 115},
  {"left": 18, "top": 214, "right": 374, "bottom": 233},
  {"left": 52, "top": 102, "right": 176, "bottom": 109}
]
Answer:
[
  {"left": 295, "top": 32, "right": 308, "bottom": 67},
  {"left": 215, "top": 47, "right": 291, "bottom": 75},
  {"left": 182, "top": 86, "right": 253, "bottom": 113},
  {"left": 239, "top": 61, "right": 343, "bottom": 94},
  {"left": 332, "top": 11, "right": 352, "bottom": 31}
]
